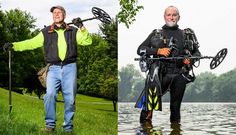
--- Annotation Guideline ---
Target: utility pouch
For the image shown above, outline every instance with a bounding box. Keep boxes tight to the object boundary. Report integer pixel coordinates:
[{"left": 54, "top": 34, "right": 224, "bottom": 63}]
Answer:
[
  {"left": 139, "top": 59, "right": 149, "bottom": 72},
  {"left": 37, "top": 64, "right": 50, "bottom": 88},
  {"left": 139, "top": 49, "right": 151, "bottom": 72},
  {"left": 182, "top": 73, "right": 196, "bottom": 83}
]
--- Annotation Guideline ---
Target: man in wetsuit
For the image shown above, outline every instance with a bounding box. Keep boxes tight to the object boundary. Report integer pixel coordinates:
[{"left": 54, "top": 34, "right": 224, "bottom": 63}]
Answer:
[{"left": 136, "top": 6, "right": 201, "bottom": 127}]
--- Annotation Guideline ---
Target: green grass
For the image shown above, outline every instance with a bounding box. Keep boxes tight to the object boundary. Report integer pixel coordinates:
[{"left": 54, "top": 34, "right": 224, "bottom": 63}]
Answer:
[{"left": 0, "top": 88, "right": 117, "bottom": 135}]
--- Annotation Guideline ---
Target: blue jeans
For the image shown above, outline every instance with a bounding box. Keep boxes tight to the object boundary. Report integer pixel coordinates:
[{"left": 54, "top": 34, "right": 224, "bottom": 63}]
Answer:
[{"left": 43, "top": 62, "right": 77, "bottom": 131}]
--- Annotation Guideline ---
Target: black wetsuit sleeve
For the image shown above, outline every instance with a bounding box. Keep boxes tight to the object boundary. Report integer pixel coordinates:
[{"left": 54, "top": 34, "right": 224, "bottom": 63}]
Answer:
[
  {"left": 188, "top": 28, "right": 201, "bottom": 57},
  {"left": 191, "top": 32, "right": 201, "bottom": 57},
  {"left": 192, "top": 44, "right": 201, "bottom": 57},
  {"left": 190, "top": 33, "right": 201, "bottom": 64},
  {"left": 137, "top": 31, "right": 158, "bottom": 56}
]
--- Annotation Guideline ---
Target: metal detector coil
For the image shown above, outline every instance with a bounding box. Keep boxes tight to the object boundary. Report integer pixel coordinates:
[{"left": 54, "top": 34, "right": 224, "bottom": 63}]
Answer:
[
  {"left": 92, "top": 7, "right": 111, "bottom": 24},
  {"left": 210, "top": 48, "right": 227, "bottom": 69},
  {"left": 68, "top": 7, "right": 111, "bottom": 25}
]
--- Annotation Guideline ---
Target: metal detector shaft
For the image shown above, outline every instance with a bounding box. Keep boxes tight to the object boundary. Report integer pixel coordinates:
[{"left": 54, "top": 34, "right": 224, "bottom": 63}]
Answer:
[
  {"left": 67, "top": 17, "right": 96, "bottom": 25},
  {"left": 9, "top": 50, "right": 12, "bottom": 114},
  {"left": 134, "top": 56, "right": 214, "bottom": 61},
  {"left": 135, "top": 48, "right": 227, "bottom": 70}
]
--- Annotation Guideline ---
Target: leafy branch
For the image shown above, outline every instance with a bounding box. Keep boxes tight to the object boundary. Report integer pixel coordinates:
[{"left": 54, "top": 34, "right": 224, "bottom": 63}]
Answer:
[{"left": 118, "top": 0, "right": 143, "bottom": 28}]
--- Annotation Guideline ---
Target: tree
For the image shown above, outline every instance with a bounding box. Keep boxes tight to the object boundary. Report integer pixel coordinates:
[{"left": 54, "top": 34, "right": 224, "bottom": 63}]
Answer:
[
  {"left": 101, "top": 73, "right": 118, "bottom": 111},
  {"left": 77, "top": 32, "right": 118, "bottom": 111},
  {"left": 131, "top": 77, "right": 145, "bottom": 101},
  {"left": 99, "top": 18, "right": 118, "bottom": 111},
  {"left": 77, "top": 34, "right": 109, "bottom": 96},
  {"left": 0, "top": 8, "right": 44, "bottom": 95},
  {"left": 77, "top": 18, "right": 118, "bottom": 110},
  {"left": 213, "top": 69, "right": 236, "bottom": 102},
  {"left": 99, "top": 18, "right": 118, "bottom": 59},
  {"left": 118, "top": 64, "right": 142, "bottom": 101},
  {"left": 4, "top": 9, "right": 37, "bottom": 41},
  {"left": 0, "top": 5, "right": 6, "bottom": 43},
  {"left": 184, "top": 72, "right": 216, "bottom": 102},
  {"left": 0, "top": 7, "right": 7, "bottom": 87},
  {"left": 118, "top": 0, "right": 144, "bottom": 28}
]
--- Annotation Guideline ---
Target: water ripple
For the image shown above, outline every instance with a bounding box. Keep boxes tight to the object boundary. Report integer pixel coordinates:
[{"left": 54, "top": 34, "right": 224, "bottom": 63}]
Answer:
[{"left": 118, "top": 102, "right": 236, "bottom": 135}]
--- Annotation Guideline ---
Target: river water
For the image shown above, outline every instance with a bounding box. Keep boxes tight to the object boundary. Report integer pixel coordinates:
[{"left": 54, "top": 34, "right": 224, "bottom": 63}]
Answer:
[{"left": 118, "top": 102, "right": 236, "bottom": 135}]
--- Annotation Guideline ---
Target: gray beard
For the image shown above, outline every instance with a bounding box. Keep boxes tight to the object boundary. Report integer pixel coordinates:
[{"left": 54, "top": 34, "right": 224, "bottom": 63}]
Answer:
[{"left": 166, "top": 21, "right": 177, "bottom": 27}]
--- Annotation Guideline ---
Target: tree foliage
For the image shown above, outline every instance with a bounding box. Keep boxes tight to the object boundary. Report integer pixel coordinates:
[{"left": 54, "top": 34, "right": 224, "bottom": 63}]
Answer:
[
  {"left": 77, "top": 19, "right": 118, "bottom": 102},
  {"left": 118, "top": 64, "right": 144, "bottom": 101},
  {"left": 119, "top": 65, "right": 236, "bottom": 102},
  {"left": 99, "top": 17, "right": 118, "bottom": 59},
  {"left": 118, "top": 0, "right": 143, "bottom": 28},
  {"left": 0, "top": 8, "right": 43, "bottom": 93},
  {"left": 184, "top": 72, "right": 217, "bottom": 102},
  {"left": 183, "top": 70, "right": 236, "bottom": 102}
]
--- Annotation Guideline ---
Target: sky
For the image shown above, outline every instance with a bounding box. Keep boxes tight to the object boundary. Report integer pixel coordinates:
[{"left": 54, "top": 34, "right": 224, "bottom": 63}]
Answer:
[
  {"left": 119, "top": 0, "right": 236, "bottom": 75},
  {"left": 1, "top": 0, "right": 119, "bottom": 33}
]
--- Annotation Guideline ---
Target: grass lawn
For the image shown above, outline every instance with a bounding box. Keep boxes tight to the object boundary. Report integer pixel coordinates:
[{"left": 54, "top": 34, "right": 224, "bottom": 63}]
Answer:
[{"left": 0, "top": 88, "right": 117, "bottom": 135}]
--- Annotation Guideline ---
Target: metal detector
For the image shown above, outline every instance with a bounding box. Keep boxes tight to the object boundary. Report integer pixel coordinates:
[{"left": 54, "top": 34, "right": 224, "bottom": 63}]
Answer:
[
  {"left": 135, "top": 48, "right": 228, "bottom": 70},
  {"left": 9, "top": 50, "right": 12, "bottom": 114},
  {"left": 68, "top": 7, "right": 112, "bottom": 25}
]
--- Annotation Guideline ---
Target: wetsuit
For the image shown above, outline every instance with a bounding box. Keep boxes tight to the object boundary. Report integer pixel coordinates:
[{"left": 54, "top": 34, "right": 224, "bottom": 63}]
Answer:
[{"left": 137, "top": 24, "right": 201, "bottom": 124}]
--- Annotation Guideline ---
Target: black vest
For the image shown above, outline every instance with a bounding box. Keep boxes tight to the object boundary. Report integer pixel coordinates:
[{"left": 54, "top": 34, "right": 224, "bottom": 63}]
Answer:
[{"left": 41, "top": 25, "right": 78, "bottom": 64}]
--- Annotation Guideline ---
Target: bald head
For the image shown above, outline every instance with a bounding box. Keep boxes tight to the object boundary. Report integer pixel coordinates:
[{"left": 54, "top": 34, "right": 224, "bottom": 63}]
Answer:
[{"left": 164, "top": 6, "right": 180, "bottom": 16}]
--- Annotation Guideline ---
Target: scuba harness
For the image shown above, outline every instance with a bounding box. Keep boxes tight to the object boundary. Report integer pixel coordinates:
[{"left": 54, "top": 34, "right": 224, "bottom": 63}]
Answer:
[{"left": 139, "top": 28, "right": 199, "bottom": 82}]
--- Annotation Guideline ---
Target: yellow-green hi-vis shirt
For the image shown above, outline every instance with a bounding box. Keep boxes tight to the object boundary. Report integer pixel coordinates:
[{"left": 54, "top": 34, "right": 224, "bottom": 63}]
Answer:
[{"left": 13, "top": 28, "right": 92, "bottom": 61}]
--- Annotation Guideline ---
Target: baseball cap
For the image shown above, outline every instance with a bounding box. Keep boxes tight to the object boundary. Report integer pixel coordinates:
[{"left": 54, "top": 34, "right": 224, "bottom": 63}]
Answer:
[{"left": 50, "top": 5, "right": 66, "bottom": 14}]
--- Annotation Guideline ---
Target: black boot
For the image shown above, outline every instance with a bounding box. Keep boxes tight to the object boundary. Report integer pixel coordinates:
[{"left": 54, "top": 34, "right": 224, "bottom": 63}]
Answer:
[
  {"left": 140, "top": 110, "right": 148, "bottom": 124},
  {"left": 140, "top": 110, "right": 153, "bottom": 129},
  {"left": 170, "top": 122, "right": 181, "bottom": 135}
]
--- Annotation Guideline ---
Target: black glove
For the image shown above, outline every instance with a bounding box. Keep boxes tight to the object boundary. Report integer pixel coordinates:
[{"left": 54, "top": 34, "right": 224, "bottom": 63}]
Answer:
[
  {"left": 3, "top": 43, "right": 13, "bottom": 52},
  {"left": 72, "top": 17, "right": 83, "bottom": 28}
]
